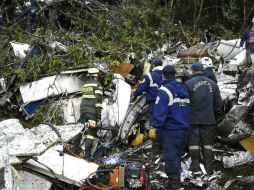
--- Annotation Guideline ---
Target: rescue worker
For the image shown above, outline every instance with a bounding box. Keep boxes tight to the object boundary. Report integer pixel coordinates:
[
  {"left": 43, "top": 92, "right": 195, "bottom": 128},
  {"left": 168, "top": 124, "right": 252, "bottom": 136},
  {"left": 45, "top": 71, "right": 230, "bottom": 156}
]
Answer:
[
  {"left": 200, "top": 57, "right": 217, "bottom": 83},
  {"left": 185, "top": 63, "right": 222, "bottom": 175},
  {"left": 79, "top": 68, "right": 103, "bottom": 159},
  {"left": 132, "top": 57, "right": 163, "bottom": 140},
  {"left": 150, "top": 65, "right": 190, "bottom": 189},
  {"left": 240, "top": 17, "right": 254, "bottom": 65}
]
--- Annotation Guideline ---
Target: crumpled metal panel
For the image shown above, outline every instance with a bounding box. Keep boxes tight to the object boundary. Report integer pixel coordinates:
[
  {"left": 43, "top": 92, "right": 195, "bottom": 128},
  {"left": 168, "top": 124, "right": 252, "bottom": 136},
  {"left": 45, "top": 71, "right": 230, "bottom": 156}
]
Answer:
[
  {"left": 17, "top": 170, "right": 52, "bottom": 190},
  {"left": 25, "top": 145, "right": 98, "bottom": 187},
  {"left": 206, "top": 180, "right": 224, "bottom": 190},
  {"left": 59, "top": 97, "right": 82, "bottom": 124},
  {"left": 238, "top": 82, "right": 254, "bottom": 106},
  {"left": 222, "top": 151, "right": 254, "bottom": 168},
  {"left": 216, "top": 72, "right": 238, "bottom": 100},
  {"left": 101, "top": 74, "right": 131, "bottom": 127},
  {"left": 117, "top": 96, "right": 146, "bottom": 141},
  {"left": 217, "top": 105, "right": 249, "bottom": 137},
  {"left": 2, "top": 166, "right": 20, "bottom": 190},
  {"left": 232, "top": 121, "right": 253, "bottom": 135},
  {"left": 19, "top": 74, "right": 85, "bottom": 104},
  {"left": 0, "top": 119, "right": 83, "bottom": 157},
  {"left": 0, "top": 142, "right": 19, "bottom": 190},
  {"left": 210, "top": 39, "right": 243, "bottom": 60}
]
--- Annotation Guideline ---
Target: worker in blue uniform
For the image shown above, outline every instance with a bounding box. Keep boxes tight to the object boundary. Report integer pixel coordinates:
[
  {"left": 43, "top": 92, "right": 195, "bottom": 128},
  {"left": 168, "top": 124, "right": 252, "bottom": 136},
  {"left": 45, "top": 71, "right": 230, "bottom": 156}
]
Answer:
[
  {"left": 185, "top": 63, "right": 222, "bottom": 175},
  {"left": 150, "top": 65, "right": 191, "bottom": 189},
  {"left": 132, "top": 57, "right": 163, "bottom": 140}
]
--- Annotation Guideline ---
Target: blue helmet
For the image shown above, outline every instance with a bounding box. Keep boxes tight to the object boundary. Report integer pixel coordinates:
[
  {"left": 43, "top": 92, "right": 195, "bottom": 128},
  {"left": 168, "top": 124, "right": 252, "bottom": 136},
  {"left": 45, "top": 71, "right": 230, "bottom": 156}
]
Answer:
[
  {"left": 153, "top": 57, "right": 163, "bottom": 67},
  {"left": 162, "top": 65, "right": 176, "bottom": 75},
  {"left": 191, "top": 63, "right": 203, "bottom": 71}
]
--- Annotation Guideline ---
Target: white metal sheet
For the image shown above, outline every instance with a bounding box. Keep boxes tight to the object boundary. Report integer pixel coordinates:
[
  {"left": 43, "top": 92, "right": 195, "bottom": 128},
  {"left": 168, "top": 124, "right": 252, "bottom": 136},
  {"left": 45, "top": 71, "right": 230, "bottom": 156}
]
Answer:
[
  {"left": 19, "top": 74, "right": 85, "bottom": 104},
  {"left": 101, "top": 74, "right": 131, "bottom": 127},
  {"left": 25, "top": 145, "right": 98, "bottom": 187}
]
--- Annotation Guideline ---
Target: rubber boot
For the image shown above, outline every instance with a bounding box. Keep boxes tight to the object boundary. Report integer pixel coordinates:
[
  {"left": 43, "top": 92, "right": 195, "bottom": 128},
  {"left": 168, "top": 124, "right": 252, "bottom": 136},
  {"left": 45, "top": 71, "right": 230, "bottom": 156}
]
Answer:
[
  {"left": 189, "top": 149, "right": 200, "bottom": 172},
  {"left": 84, "top": 138, "right": 94, "bottom": 160},
  {"left": 203, "top": 148, "right": 213, "bottom": 175},
  {"left": 166, "top": 178, "right": 181, "bottom": 190}
]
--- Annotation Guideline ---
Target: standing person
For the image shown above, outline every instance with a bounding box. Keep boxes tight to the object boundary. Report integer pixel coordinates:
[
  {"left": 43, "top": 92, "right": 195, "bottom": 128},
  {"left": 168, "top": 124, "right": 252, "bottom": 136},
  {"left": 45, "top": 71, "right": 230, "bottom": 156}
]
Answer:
[
  {"left": 200, "top": 29, "right": 211, "bottom": 43},
  {"left": 132, "top": 57, "right": 163, "bottom": 139},
  {"left": 79, "top": 68, "right": 103, "bottom": 160},
  {"left": 185, "top": 63, "right": 222, "bottom": 174},
  {"left": 150, "top": 65, "right": 190, "bottom": 189},
  {"left": 200, "top": 57, "right": 217, "bottom": 83},
  {"left": 240, "top": 17, "right": 254, "bottom": 65}
]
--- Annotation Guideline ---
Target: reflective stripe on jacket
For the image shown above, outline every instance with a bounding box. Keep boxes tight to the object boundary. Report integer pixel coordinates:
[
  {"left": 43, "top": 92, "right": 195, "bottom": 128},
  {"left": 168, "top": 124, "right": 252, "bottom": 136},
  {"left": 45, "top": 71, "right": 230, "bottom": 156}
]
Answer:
[
  {"left": 133, "top": 66, "right": 163, "bottom": 102},
  {"left": 185, "top": 74, "right": 222, "bottom": 125},
  {"left": 151, "top": 79, "right": 191, "bottom": 130},
  {"left": 80, "top": 78, "right": 103, "bottom": 121}
]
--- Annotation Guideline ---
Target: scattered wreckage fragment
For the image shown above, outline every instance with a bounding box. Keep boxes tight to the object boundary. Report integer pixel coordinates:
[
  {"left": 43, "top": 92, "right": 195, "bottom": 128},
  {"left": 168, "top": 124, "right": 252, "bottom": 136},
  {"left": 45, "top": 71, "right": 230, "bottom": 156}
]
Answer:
[
  {"left": 222, "top": 151, "right": 254, "bottom": 168},
  {"left": 17, "top": 170, "right": 52, "bottom": 190},
  {"left": 0, "top": 119, "right": 98, "bottom": 189},
  {"left": 25, "top": 145, "right": 98, "bottom": 187}
]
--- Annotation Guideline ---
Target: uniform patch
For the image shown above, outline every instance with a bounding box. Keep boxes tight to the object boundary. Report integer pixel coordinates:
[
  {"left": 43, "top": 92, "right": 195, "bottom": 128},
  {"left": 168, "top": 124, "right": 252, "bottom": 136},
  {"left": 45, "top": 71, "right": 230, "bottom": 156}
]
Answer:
[
  {"left": 155, "top": 96, "right": 160, "bottom": 104},
  {"left": 193, "top": 80, "right": 213, "bottom": 92}
]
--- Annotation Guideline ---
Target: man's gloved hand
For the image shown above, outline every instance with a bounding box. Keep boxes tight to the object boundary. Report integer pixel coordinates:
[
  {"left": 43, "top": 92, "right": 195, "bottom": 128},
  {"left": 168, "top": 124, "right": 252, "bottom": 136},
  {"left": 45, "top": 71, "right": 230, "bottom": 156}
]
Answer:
[
  {"left": 88, "top": 120, "right": 97, "bottom": 128},
  {"left": 240, "top": 47, "right": 244, "bottom": 51},
  {"left": 148, "top": 127, "right": 156, "bottom": 140},
  {"left": 131, "top": 133, "right": 144, "bottom": 147}
]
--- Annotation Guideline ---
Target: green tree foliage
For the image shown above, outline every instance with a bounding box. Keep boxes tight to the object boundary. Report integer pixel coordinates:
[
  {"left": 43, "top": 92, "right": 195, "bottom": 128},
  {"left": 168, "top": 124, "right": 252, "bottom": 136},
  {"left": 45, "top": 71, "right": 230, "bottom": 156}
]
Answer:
[{"left": 0, "top": 0, "right": 254, "bottom": 125}]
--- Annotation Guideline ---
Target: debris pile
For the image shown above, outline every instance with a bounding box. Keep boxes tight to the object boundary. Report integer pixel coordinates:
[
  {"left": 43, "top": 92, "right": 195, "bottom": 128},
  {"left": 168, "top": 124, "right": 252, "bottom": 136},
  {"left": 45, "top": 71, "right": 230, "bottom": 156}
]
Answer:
[{"left": 0, "top": 1, "right": 254, "bottom": 190}]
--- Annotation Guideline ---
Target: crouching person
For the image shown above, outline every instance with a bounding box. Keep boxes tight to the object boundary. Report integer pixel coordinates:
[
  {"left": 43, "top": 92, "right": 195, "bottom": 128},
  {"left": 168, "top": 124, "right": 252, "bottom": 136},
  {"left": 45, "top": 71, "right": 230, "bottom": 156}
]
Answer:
[{"left": 150, "top": 65, "right": 190, "bottom": 189}]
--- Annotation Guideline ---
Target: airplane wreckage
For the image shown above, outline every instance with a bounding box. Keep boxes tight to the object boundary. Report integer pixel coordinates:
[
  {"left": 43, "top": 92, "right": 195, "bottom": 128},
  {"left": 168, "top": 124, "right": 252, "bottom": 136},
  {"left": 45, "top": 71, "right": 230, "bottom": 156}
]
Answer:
[{"left": 1, "top": 38, "right": 254, "bottom": 190}]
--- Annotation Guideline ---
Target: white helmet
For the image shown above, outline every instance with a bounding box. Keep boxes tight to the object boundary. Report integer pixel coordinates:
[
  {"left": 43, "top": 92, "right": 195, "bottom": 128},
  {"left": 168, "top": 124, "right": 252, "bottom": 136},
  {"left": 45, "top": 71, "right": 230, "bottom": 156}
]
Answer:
[
  {"left": 87, "top": 68, "right": 99, "bottom": 77},
  {"left": 199, "top": 57, "right": 213, "bottom": 68}
]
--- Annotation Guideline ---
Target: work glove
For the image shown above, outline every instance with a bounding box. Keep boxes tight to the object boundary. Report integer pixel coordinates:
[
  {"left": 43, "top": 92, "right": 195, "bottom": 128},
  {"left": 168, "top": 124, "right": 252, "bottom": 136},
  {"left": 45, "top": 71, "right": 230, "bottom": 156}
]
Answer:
[
  {"left": 148, "top": 127, "right": 156, "bottom": 140},
  {"left": 240, "top": 47, "right": 244, "bottom": 51},
  {"left": 131, "top": 133, "right": 144, "bottom": 147},
  {"left": 88, "top": 120, "right": 97, "bottom": 128}
]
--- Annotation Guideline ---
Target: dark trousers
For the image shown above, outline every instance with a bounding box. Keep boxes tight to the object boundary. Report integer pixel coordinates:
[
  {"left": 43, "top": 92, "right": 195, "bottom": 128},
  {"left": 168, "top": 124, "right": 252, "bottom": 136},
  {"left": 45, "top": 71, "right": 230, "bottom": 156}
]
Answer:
[
  {"left": 148, "top": 101, "right": 155, "bottom": 123},
  {"left": 189, "top": 125, "right": 215, "bottom": 173},
  {"left": 153, "top": 128, "right": 163, "bottom": 153},
  {"left": 162, "top": 129, "right": 189, "bottom": 179}
]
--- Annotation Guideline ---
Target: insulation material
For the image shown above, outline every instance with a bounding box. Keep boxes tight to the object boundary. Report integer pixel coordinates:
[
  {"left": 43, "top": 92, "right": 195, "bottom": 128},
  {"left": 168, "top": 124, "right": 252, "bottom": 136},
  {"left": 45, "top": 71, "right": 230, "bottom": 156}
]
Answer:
[
  {"left": 19, "top": 74, "right": 85, "bottom": 104},
  {"left": 0, "top": 119, "right": 83, "bottom": 156},
  {"left": 25, "top": 145, "right": 98, "bottom": 187}
]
